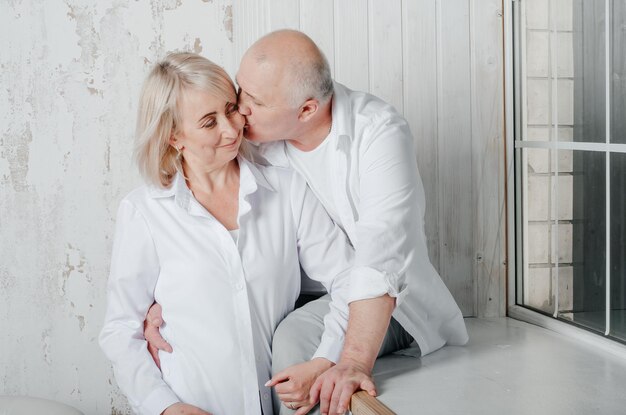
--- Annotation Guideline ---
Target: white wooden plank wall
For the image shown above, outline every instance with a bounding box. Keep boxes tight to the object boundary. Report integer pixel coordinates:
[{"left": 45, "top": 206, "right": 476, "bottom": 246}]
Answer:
[
  {"left": 368, "top": 0, "right": 403, "bottom": 113},
  {"left": 301, "top": 0, "right": 335, "bottom": 72},
  {"left": 470, "top": 0, "right": 507, "bottom": 318},
  {"left": 234, "top": 0, "right": 507, "bottom": 317},
  {"left": 333, "top": 0, "right": 370, "bottom": 92},
  {"left": 436, "top": 0, "right": 475, "bottom": 315},
  {"left": 402, "top": 0, "right": 440, "bottom": 276}
]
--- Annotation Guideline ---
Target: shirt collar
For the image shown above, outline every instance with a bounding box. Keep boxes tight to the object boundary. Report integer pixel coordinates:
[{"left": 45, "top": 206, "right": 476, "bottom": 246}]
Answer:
[
  {"left": 147, "top": 156, "right": 275, "bottom": 203},
  {"left": 254, "top": 141, "right": 290, "bottom": 167},
  {"left": 148, "top": 170, "right": 185, "bottom": 197},
  {"left": 239, "top": 155, "right": 275, "bottom": 193},
  {"left": 330, "top": 81, "right": 354, "bottom": 143}
]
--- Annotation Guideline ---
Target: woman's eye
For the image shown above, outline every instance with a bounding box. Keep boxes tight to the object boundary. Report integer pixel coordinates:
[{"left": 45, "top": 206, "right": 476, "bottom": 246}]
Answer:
[{"left": 203, "top": 120, "right": 216, "bottom": 128}]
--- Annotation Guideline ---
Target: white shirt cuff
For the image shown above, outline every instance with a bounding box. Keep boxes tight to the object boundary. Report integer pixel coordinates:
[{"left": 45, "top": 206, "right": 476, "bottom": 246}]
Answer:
[
  {"left": 347, "top": 266, "right": 408, "bottom": 306},
  {"left": 312, "top": 334, "right": 344, "bottom": 364},
  {"left": 139, "top": 385, "right": 180, "bottom": 415}
]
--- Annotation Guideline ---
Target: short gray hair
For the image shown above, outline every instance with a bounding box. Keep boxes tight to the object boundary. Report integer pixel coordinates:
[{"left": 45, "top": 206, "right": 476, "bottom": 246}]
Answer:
[
  {"left": 286, "top": 50, "right": 334, "bottom": 107},
  {"left": 253, "top": 30, "right": 334, "bottom": 108}
]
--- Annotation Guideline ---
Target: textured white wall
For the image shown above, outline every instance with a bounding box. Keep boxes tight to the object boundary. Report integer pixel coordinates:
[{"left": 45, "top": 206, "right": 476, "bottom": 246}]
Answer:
[
  {"left": 1, "top": 1, "right": 235, "bottom": 413},
  {"left": 0, "top": 0, "right": 506, "bottom": 413}
]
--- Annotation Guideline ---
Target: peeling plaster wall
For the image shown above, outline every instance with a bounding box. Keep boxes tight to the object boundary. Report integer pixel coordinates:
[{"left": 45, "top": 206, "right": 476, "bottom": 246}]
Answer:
[{"left": 0, "top": 1, "right": 234, "bottom": 413}]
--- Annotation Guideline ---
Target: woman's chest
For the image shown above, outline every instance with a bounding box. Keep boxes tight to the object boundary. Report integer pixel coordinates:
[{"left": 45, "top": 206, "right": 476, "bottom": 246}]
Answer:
[{"left": 147, "top": 199, "right": 300, "bottom": 292}]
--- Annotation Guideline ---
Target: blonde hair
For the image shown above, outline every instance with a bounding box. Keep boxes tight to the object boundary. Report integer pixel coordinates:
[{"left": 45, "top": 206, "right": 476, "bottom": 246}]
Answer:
[{"left": 134, "top": 52, "right": 248, "bottom": 187}]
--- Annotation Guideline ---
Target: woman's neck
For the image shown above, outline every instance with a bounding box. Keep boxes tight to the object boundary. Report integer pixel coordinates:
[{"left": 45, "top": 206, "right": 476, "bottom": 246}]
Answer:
[{"left": 182, "top": 158, "right": 240, "bottom": 195}]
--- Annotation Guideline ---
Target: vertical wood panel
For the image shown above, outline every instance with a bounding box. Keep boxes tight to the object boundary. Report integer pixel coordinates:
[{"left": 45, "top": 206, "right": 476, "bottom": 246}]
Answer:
[
  {"left": 300, "top": 0, "right": 335, "bottom": 76},
  {"left": 368, "top": 0, "right": 403, "bottom": 112},
  {"left": 232, "top": 0, "right": 269, "bottom": 66},
  {"left": 437, "top": 0, "right": 475, "bottom": 315},
  {"left": 334, "top": 0, "right": 369, "bottom": 91},
  {"left": 268, "top": 0, "right": 299, "bottom": 30},
  {"left": 470, "top": 0, "right": 506, "bottom": 317},
  {"left": 402, "top": 0, "right": 441, "bottom": 272}
]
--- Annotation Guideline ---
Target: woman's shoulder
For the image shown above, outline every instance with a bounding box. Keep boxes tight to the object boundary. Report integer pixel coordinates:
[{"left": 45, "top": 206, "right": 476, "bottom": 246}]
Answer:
[
  {"left": 118, "top": 183, "right": 167, "bottom": 214},
  {"left": 121, "top": 184, "right": 150, "bottom": 203}
]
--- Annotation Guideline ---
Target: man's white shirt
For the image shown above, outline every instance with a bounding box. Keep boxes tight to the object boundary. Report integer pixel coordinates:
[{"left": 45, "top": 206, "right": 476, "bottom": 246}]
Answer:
[
  {"left": 286, "top": 128, "right": 344, "bottom": 294},
  {"left": 257, "top": 82, "right": 469, "bottom": 356},
  {"left": 286, "top": 126, "right": 341, "bottom": 227},
  {"left": 99, "top": 158, "right": 355, "bottom": 415}
]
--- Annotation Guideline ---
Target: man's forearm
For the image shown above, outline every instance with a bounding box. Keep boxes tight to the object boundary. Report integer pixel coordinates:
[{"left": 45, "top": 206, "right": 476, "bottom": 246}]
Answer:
[{"left": 339, "top": 294, "right": 395, "bottom": 371}]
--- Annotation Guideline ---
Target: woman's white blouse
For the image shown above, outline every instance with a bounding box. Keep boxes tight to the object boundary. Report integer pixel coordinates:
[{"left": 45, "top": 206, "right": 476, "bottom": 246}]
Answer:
[{"left": 99, "top": 158, "right": 354, "bottom": 415}]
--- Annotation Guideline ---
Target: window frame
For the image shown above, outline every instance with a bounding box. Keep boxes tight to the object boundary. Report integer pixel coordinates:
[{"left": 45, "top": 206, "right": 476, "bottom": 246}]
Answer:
[{"left": 504, "top": 0, "right": 626, "bottom": 355}]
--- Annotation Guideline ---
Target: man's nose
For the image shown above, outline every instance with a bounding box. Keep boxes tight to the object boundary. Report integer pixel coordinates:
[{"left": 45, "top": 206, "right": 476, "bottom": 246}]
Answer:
[{"left": 238, "top": 95, "right": 251, "bottom": 116}]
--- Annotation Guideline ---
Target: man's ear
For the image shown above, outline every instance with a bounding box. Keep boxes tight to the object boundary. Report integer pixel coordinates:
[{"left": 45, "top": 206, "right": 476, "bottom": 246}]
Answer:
[{"left": 298, "top": 98, "right": 319, "bottom": 122}]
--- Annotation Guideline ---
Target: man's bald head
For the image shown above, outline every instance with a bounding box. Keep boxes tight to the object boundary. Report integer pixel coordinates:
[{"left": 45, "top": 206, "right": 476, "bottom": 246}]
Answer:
[{"left": 242, "top": 29, "right": 333, "bottom": 107}]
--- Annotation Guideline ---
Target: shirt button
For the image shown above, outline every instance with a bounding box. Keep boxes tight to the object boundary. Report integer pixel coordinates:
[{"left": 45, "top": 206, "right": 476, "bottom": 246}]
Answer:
[
  {"left": 263, "top": 393, "right": 269, "bottom": 400},
  {"left": 235, "top": 282, "right": 244, "bottom": 290}
]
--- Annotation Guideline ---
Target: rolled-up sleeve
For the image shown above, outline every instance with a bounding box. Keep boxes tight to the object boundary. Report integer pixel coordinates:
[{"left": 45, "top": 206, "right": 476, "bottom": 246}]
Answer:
[
  {"left": 346, "top": 114, "right": 424, "bottom": 306},
  {"left": 289, "top": 173, "right": 354, "bottom": 363},
  {"left": 99, "top": 200, "right": 179, "bottom": 415}
]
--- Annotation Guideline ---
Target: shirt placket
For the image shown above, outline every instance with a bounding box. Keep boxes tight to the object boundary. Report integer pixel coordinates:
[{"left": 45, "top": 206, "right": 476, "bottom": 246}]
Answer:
[{"left": 219, "top": 223, "right": 262, "bottom": 415}]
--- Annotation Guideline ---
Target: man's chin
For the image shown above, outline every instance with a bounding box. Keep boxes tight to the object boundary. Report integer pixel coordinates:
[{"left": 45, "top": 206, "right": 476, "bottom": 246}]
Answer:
[{"left": 243, "top": 127, "right": 259, "bottom": 142}]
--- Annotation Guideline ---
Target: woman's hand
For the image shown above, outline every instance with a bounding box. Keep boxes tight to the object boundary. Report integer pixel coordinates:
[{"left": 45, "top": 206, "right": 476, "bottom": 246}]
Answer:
[
  {"left": 266, "top": 358, "right": 334, "bottom": 414},
  {"left": 162, "top": 403, "right": 212, "bottom": 415},
  {"left": 144, "top": 302, "right": 173, "bottom": 368}
]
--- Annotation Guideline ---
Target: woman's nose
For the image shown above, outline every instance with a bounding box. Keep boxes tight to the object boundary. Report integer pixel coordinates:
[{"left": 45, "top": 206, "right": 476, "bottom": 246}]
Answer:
[{"left": 221, "top": 114, "right": 242, "bottom": 139}]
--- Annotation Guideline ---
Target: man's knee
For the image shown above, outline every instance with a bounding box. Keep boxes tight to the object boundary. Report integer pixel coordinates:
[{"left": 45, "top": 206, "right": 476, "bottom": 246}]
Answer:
[
  {"left": 272, "top": 296, "right": 331, "bottom": 371},
  {"left": 272, "top": 312, "right": 308, "bottom": 364}
]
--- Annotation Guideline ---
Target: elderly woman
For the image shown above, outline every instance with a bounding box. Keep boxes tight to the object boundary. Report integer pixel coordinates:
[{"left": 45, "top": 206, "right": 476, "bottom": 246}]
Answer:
[{"left": 99, "top": 53, "right": 354, "bottom": 415}]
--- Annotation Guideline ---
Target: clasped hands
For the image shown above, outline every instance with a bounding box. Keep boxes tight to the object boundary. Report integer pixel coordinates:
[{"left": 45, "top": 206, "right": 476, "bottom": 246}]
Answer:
[
  {"left": 145, "top": 304, "right": 377, "bottom": 415},
  {"left": 267, "top": 358, "right": 377, "bottom": 415}
]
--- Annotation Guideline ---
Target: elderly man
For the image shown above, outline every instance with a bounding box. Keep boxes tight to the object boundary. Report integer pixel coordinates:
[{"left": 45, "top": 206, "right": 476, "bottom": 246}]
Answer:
[{"left": 146, "top": 30, "right": 468, "bottom": 415}]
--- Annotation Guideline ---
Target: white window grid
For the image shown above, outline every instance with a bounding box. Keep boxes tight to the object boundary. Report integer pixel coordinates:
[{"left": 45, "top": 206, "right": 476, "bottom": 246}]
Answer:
[{"left": 510, "top": 0, "right": 624, "bottom": 338}]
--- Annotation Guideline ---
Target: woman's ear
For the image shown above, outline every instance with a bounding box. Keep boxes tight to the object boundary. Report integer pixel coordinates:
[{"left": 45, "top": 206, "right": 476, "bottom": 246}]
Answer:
[
  {"left": 169, "top": 132, "right": 181, "bottom": 149},
  {"left": 298, "top": 98, "right": 319, "bottom": 122}
]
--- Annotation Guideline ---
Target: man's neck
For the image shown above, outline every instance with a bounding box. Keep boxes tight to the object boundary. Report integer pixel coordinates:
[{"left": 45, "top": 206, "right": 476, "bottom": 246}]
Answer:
[{"left": 287, "top": 101, "right": 333, "bottom": 152}]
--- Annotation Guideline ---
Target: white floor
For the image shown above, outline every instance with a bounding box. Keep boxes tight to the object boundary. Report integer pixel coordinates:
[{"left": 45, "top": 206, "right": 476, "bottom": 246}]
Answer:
[{"left": 372, "top": 318, "right": 626, "bottom": 415}]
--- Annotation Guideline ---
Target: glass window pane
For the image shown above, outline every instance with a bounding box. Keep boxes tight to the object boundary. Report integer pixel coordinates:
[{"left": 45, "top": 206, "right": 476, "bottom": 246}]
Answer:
[
  {"left": 558, "top": 151, "right": 606, "bottom": 334},
  {"left": 572, "top": 0, "right": 607, "bottom": 143},
  {"left": 611, "top": 1, "right": 626, "bottom": 144},
  {"left": 517, "top": 0, "right": 625, "bottom": 343},
  {"left": 522, "top": 148, "right": 555, "bottom": 314},
  {"left": 610, "top": 152, "right": 626, "bottom": 340}
]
